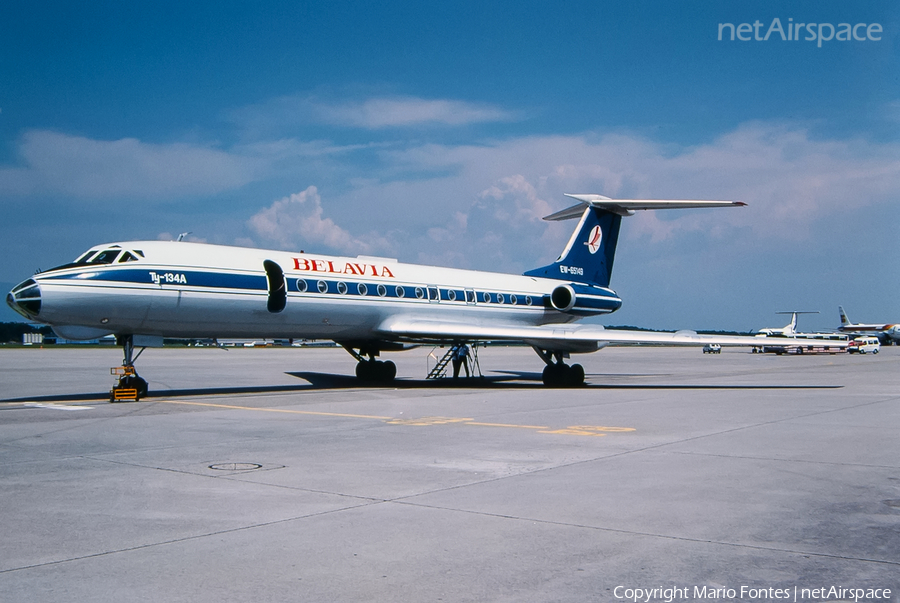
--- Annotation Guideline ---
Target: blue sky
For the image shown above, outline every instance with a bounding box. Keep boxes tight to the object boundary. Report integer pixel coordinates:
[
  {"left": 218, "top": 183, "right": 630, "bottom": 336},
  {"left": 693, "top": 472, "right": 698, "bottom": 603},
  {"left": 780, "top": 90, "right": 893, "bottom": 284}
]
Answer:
[{"left": 2, "top": 0, "right": 898, "bottom": 331}]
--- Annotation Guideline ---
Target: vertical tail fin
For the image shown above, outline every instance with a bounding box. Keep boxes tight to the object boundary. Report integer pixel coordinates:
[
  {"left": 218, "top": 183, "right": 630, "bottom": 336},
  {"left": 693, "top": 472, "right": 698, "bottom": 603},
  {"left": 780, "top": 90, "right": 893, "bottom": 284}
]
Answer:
[
  {"left": 839, "top": 306, "right": 850, "bottom": 326},
  {"left": 523, "top": 206, "right": 621, "bottom": 287},
  {"left": 524, "top": 194, "right": 746, "bottom": 288}
]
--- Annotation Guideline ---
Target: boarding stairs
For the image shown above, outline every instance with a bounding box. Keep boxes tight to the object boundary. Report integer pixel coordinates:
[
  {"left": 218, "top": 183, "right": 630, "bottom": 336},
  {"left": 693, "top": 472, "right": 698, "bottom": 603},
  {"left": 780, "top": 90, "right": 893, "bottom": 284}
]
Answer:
[{"left": 426, "top": 344, "right": 482, "bottom": 380}]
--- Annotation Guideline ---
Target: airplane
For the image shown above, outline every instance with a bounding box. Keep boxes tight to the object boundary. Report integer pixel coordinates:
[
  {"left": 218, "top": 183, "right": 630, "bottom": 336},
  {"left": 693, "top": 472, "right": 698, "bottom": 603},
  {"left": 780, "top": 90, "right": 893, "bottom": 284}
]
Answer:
[
  {"left": 758, "top": 311, "right": 818, "bottom": 337},
  {"left": 753, "top": 311, "right": 848, "bottom": 354},
  {"left": 837, "top": 306, "right": 900, "bottom": 344},
  {"left": 7, "top": 193, "right": 797, "bottom": 399}
]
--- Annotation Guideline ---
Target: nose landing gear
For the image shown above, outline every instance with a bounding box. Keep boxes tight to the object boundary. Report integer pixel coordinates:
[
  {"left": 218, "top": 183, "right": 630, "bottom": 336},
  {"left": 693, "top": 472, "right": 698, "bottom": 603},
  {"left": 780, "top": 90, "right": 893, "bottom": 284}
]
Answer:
[{"left": 110, "top": 335, "right": 148, "bottom": 402}]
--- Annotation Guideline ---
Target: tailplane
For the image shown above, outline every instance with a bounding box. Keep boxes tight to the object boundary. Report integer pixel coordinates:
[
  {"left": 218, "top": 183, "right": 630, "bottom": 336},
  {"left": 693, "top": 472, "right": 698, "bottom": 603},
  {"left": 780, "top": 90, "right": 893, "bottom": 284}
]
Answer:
[{"left": 525, "top": 194, "right": 746, "bottom": 288}]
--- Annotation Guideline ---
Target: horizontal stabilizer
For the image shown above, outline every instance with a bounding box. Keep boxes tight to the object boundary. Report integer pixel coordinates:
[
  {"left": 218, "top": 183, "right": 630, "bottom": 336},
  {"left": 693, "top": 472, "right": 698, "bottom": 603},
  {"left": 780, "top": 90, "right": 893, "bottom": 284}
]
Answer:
[{"left": 544, "top": 194, "right": 746, "bottom": 220}]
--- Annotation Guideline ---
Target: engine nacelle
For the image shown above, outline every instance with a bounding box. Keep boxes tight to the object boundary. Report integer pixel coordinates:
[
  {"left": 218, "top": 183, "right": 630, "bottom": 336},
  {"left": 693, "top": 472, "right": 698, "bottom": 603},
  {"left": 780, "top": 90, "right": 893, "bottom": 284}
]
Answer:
[
  {"left": 546, "top": 283, "right": 622, "bottom": 316},
  {"left": 550, "top": 285, "right": 576, "bottom": 312}
]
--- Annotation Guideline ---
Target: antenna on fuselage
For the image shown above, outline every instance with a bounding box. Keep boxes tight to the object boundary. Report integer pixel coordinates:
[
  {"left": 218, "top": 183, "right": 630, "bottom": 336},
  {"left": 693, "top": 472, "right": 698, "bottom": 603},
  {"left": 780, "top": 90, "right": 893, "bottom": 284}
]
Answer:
[{"left": 177, "top": 232, "right": 192, "bottom": 242}]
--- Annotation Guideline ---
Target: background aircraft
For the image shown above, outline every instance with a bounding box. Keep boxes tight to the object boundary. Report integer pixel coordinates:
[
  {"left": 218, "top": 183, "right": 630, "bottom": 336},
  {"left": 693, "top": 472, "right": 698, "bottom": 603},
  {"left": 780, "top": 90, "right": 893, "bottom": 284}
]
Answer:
[
  {"left": 838, "top": 306, "right": 899, "bottom": 344},
  {"left": 757, "top": 311, "right": 819, "bottom": 337},
  {"left": 8, "top": 194, "right": 794, "bottom": 398},
  {"left": 753, "top": 311, "right": 847, "bottom": 355}
]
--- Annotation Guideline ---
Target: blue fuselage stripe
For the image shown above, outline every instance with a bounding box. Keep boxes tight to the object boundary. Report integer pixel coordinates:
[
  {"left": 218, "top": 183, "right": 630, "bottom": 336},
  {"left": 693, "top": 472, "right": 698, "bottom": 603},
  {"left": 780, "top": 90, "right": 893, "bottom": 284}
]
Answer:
[{"left": 38, "top": 268, "right": 622, "bottom": 313}]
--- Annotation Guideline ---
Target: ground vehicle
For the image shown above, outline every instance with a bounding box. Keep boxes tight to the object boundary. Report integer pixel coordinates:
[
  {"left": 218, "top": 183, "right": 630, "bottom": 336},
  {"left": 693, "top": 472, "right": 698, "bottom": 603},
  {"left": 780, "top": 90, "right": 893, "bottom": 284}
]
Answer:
[
  {"left": 703, "top": 344, "right": 722, "bottom": 354},
  {"left": 848, "top": 336, "right": 880, "bottom": 354}
]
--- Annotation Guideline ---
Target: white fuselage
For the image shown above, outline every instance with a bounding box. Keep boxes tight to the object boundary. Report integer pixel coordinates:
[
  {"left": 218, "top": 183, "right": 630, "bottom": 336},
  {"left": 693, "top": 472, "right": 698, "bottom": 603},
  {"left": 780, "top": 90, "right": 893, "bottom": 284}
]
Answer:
[
  {"left": 838, "top": 324, "right": 900, "bottom": 343},
  {"left": 10, "top": 241, "right": 622, "bottom": 343}
]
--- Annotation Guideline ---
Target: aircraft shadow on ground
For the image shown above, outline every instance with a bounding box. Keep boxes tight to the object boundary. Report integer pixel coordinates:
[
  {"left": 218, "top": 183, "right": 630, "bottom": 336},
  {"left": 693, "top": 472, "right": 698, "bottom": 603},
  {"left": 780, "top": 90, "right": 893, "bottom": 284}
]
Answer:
[{"left": 0, "top": 371, "right": 841, "bottom": 405}]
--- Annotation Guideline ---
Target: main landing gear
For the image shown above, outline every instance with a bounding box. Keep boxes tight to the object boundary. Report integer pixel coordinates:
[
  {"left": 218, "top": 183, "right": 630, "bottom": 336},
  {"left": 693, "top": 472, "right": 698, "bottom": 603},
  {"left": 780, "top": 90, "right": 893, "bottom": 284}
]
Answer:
[
  {"left": 534, "top": 348, "right": 585, "bottom": 387},
  {"left": 110, "top": 335, "right": 149, "bottom": 402},
  {"left": 343, "top": 345, "right": 396, "bottom": 384}
]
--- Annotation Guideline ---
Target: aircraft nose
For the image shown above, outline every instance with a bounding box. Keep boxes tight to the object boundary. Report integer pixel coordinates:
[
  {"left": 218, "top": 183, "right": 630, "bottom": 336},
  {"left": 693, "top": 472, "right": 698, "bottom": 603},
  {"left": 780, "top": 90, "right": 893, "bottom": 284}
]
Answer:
[{"left": 7, "top": 278, "right": 42, "bottom": 319}]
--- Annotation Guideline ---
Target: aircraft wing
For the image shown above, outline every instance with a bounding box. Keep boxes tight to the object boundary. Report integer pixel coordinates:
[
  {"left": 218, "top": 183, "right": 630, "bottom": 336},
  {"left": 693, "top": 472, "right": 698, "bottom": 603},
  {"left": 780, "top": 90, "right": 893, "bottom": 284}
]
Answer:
[{"left": 376, "top": 318, "right": 793, "bottom": 352}]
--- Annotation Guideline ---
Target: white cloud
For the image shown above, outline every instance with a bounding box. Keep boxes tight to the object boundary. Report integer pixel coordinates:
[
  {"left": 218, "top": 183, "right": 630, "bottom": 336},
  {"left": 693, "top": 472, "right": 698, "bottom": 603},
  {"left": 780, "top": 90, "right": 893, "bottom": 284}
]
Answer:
[
  {"left": 315, "top": 96, "right": 518, "bottom": 129},
  {"left": 0, "top": 130, "right": 264, "bottom": 200},
  {"left": 376, "top": 123, "right": 900, "bottom": 251},
  {"left": 229, "top": 93, "right": 520, "bottom": 133},
  {"left": 248, "top": 186, "right": 390, "bottom": 254},
  {"left": 5, "top": 119, "right": 897, "bottom": 295}
]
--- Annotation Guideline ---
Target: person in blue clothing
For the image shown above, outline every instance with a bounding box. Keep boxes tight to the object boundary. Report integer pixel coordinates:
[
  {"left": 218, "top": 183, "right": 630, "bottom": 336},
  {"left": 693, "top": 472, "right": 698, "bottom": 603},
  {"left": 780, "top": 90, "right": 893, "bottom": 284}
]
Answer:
[{"left": 452, "top": 344, "right": 470, "bottom": 378}]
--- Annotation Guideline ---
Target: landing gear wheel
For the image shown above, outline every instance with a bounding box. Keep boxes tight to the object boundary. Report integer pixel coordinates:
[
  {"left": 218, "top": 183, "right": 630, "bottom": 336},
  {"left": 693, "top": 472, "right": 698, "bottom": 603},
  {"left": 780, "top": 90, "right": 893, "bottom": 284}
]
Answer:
[
  {"left": 568, "top": 363, "right": 585, "bottom": 387},
  {"left": 356, "top": 360, "right": 396, "bottom": 384},
  {"left": 356, "top": 360, "right": 371, "bottom": 381},
  {"left": 380, "top": 360, "right": 397, "bottom": 382},
  {"left": 542, "top": 363, "right": 584, "bottom": 387},
  {"left": 542, "top": 364, "right": 560, "bottom": 387}
]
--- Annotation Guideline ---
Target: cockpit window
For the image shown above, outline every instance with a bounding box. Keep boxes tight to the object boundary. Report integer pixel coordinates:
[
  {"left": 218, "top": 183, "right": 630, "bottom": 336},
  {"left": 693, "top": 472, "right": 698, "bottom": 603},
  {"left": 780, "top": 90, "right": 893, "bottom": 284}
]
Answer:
[
  {"left": 74, "top": 251, "right": 94, "bottom": 264},
  {"left": 45, "top": 245, "right": 139, "bottom": 273},
  {"left": 90, "top": 249, "right": 122, "bottom": 264}
]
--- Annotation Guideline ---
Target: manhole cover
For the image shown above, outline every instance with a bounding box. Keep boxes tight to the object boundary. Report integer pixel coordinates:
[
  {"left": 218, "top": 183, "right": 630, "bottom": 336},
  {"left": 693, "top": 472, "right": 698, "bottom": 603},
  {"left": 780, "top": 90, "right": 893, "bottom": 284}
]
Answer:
[{"left": 208, "top": 463, "right": 263, "bottom": 471}]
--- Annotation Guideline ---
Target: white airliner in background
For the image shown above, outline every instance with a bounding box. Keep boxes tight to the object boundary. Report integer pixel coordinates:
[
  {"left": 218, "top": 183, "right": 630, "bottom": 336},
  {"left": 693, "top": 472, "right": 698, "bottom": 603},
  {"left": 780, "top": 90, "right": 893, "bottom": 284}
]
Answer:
[
  {"left": 754, "top": 311, "right": 847, "bottom": 354},
  {"left": 758, "top": 311, "right": 817, "bottom": 337},
  {"left": 8, "top": 194, "right": 793, "bottom": 398},
  {"left": 838, "top": 306, "right": 900, "bottom": 344}
]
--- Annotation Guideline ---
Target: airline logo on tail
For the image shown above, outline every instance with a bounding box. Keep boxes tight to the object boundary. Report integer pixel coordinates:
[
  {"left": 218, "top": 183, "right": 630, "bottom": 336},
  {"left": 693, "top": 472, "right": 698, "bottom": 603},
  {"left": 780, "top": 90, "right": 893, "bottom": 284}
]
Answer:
[{"left": 586, "top": 225, "right": 603, "bottom": 254}]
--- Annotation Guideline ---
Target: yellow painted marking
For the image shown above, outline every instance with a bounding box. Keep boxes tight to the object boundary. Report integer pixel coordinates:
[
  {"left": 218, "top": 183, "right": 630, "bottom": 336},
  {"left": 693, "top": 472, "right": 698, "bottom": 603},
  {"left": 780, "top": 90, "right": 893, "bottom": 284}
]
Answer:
[
  {"left": 385, "top": 416, "right": 473, "bottom": 426},
  {"left": 157, "top": 399, "right": 392, "bottom": 420},
  {"left": 465, "top": 422, "right": 548, "bottom": 430},
  {"left": 156, "top": 401, "right": 633, "bottom": 437},
  {"left": 538, "top": 425, "right": 636, "bottom": 437}
]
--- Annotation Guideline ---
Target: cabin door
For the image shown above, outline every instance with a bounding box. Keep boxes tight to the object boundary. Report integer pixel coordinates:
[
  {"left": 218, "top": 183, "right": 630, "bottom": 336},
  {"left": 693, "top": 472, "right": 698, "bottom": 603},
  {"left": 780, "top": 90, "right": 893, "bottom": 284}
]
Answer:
[{"left": 263, "top": 260, "right": 286, "bottom": 313}]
